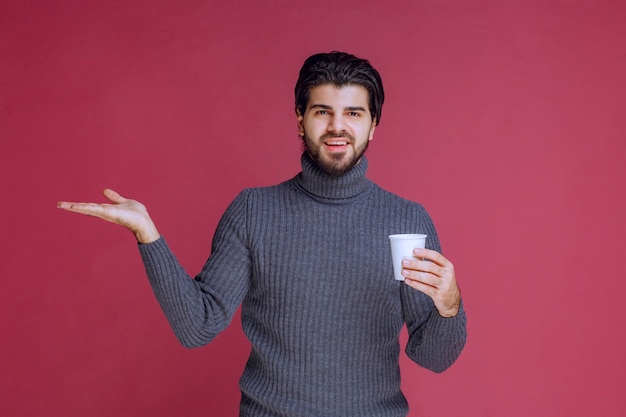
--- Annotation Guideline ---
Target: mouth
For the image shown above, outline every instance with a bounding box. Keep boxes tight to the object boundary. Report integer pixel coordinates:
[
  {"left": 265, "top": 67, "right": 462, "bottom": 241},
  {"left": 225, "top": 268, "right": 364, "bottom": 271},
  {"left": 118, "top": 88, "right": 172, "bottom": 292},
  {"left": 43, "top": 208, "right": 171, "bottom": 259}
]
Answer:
[
  {"left": 323, "top": 138, "right": 350, "bottom": 153},
  {"left": 324, "top": 139, "right": 349, "bottom": 147}
]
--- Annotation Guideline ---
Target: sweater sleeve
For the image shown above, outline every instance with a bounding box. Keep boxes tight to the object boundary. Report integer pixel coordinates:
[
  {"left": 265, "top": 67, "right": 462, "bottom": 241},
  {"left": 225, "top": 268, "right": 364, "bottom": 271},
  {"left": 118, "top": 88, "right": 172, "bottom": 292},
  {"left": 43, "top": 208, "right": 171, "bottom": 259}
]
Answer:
[
  {"left": 402, "top": 296, "right": 467, "bottom": 373},
  {"left": 138, "top": 190, "right": 252, "bottom": 348},
  {"left": 400, "top": 205, "right": 467, "bottom": 372}
]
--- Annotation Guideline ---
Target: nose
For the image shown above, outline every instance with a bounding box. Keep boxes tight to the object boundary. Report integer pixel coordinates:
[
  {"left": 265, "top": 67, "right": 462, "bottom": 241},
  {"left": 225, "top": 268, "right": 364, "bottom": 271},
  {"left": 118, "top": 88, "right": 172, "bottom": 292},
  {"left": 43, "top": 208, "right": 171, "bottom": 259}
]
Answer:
[{"left": 328, "top": 114, "right": 346, "bottom": 132}]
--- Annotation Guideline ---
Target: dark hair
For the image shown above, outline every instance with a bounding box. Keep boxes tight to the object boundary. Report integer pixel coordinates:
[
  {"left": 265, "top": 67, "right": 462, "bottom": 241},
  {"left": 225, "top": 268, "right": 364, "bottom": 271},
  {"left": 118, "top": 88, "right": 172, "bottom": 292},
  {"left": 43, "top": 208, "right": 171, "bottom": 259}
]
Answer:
[{"left": 294, "top": 51, "right": 384, "bottom": 125}]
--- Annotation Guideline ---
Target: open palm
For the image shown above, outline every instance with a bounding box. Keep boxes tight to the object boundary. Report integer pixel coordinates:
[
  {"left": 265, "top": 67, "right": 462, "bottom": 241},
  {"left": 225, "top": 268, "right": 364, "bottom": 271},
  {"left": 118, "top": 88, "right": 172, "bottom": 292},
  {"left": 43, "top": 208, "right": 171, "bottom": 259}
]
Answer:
[{"left": 57, "top": 188, "right": 160, "bottom": 243}]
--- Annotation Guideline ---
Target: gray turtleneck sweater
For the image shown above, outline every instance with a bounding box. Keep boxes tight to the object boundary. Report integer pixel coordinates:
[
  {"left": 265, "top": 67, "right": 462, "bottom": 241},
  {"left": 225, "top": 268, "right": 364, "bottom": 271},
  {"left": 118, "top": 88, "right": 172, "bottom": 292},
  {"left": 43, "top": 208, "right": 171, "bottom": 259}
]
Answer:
[{"left": 139, "top": 153, "right": 467, "bottom": 417}]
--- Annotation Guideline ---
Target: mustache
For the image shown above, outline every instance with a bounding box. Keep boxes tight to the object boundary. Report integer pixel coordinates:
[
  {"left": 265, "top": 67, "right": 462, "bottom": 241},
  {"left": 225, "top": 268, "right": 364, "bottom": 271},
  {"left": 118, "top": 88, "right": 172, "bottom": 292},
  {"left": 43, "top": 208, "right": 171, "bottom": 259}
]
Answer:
[{"left": 320, "top": 132, "right": 355, "bottom": 142}]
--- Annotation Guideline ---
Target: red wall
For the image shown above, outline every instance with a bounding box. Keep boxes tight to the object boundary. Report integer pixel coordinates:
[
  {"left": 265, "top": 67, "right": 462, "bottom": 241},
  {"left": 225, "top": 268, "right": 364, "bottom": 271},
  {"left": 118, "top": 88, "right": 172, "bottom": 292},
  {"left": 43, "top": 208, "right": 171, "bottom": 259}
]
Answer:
[{"left": 2, "top": 1, "right": 625, "bottom": 416}]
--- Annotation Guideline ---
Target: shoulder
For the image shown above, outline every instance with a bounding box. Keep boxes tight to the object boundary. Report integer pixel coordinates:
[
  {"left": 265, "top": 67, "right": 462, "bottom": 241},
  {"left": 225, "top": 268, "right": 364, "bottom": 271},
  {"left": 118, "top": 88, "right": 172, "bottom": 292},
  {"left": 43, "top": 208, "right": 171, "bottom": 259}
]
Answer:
[
  {"left": 227, "top": 178, "right": 298, "bottom": 210},
  {"left": 239, "top": 178, "right": 295, "bottom": 198},
  {"left": 369, "top": 184, "right": 440, "bottom": 249},
  {"left": 370, "top": 183, "right": 430, "bottom": 214}
]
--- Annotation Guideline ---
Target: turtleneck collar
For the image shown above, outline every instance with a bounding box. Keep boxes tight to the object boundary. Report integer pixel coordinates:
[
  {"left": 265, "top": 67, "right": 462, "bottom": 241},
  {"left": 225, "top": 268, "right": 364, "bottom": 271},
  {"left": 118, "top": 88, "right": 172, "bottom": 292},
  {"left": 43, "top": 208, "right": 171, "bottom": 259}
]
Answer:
[{"left": 295, "top": 152, "right": 373, "bottom": 200}]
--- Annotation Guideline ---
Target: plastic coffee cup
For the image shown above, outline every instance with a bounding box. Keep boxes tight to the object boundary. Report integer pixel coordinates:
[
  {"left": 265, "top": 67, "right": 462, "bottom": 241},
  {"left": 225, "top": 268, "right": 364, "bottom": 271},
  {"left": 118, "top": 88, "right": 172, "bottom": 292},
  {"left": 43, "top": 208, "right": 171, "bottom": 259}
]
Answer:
[{"left": 388, "top": 234, "right": 427, "bottom": 281}]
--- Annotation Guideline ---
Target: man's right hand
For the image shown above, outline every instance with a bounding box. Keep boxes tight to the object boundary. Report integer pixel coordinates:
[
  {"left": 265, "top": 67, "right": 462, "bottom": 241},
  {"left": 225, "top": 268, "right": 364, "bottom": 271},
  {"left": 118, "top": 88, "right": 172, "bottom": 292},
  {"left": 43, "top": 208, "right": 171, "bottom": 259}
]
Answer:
[{"left": 57, "top": 188, "right": 161, "bottom": 244}]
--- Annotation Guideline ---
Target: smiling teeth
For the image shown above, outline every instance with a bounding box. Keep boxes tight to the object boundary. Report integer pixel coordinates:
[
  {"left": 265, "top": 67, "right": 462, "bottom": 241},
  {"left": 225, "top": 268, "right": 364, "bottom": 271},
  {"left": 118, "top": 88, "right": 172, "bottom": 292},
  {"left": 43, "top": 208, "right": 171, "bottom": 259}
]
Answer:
[{"left": 326, "top": 141, "right": 347, "bottom": 145}]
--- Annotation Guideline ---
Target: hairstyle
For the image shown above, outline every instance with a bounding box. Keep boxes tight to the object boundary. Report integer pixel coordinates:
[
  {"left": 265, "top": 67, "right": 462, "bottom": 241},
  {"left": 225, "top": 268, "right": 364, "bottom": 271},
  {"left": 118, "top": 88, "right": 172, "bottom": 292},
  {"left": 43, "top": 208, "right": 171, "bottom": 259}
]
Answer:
[{"left": 294, "top": 51, "right": 385, "bottom": 125}]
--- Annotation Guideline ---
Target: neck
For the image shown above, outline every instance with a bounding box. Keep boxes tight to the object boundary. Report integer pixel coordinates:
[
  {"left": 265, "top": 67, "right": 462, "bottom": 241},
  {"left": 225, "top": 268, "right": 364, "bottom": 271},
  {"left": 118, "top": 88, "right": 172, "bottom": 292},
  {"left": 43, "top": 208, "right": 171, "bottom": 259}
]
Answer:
[{"left": 295, "top": 152, "right": 372, "bottom": 200}]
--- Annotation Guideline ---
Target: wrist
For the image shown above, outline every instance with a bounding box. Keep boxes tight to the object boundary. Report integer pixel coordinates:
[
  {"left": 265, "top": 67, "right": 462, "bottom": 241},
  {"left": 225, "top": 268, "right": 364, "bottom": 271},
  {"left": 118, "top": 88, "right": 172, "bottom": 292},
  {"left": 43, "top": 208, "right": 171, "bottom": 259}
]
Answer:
[
  {"left": 135, "top": 219, "right": 160, "bottom": 244},
  {"left": 438, "top": 301, "right": 461, "bottom": 318}
]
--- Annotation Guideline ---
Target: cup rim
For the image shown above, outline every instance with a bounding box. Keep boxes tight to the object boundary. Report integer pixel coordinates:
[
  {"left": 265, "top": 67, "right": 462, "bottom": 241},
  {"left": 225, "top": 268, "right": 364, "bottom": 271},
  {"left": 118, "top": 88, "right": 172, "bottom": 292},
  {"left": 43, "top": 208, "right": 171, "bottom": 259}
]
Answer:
[{"left": 388, "top": 234, "right": 427, "bottom": 239}]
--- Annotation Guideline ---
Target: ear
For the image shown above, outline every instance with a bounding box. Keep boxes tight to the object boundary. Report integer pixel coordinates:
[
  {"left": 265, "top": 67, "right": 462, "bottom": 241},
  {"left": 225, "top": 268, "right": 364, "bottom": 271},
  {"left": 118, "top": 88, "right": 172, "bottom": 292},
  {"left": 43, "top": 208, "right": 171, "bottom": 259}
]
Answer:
[
  {"left": 368, "top": 118, "right": 377, "bottom": 141},
  {"left": 296, "top": 109, "right": 304, "bottom": 137}
]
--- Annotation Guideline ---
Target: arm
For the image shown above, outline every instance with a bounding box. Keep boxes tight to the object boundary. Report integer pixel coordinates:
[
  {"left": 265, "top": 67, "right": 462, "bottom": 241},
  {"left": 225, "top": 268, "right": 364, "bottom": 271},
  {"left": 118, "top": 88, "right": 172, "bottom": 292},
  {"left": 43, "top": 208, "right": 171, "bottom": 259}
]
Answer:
[
  {"left": 57, "top": 188, "right": 251, "bottom": 348},
  {"left": 399, "top": 209, "right": 467, "bottom": 372},
  {"left": 401, "top": 286, "right": 467, "bottom": 373},
  {"left": 139, "top": 191, "right": 252, "bottom": 347}
]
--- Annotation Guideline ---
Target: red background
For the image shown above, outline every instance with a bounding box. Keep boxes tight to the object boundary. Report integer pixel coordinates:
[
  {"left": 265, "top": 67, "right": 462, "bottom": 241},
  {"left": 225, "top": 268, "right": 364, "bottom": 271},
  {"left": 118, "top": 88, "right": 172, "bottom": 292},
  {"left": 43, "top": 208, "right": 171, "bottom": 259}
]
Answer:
[{"left": 2, "top": 0, "right": 625, "bottom": 416}]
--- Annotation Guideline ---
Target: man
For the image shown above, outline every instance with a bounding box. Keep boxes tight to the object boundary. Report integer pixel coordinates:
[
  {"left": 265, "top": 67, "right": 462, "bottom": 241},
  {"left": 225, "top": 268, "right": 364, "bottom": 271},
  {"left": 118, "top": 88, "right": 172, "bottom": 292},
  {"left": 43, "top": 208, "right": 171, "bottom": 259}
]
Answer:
[{"left": 58, "top": 52, "right": 466, "bottom": 416}]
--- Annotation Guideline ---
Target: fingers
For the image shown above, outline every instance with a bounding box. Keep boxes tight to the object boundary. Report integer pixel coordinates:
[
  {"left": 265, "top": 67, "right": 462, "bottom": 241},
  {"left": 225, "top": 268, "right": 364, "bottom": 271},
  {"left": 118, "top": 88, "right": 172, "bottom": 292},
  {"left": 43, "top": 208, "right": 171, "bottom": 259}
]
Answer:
[
  {"left": 401, "top": 249, "right": 451, "bottom": 288},
  {"left": 401, "top": 253, "right": 442, "bottom": 284},
  {"left": 412, "top": 247, "right": 447, "bottom": 266},
  {"left": 57, "top": 189, "right": 160, "bottom": 243},
  {"left": 57, "top": 201, "right": 110, "bottom": 219},
  {"left": 403, "top": 277, "right": 439, "bottom": 298},
  {"left": 405, "top": 274, "right": 461, "bottom": 317},
  {"left": 57, "top": 188, "right": 121, "bottom": 219},
  {"left": 58, "top": 189, "right": 124, "bottom": 212},
  {"left": 401, "top": 248, "right": 461, "bottom": 317},
  {"left": 102, "top": 188, "right": 127, "bottom": 204},
  {"left": 401, "top": 248, "right": 451, "bottom": 281}
]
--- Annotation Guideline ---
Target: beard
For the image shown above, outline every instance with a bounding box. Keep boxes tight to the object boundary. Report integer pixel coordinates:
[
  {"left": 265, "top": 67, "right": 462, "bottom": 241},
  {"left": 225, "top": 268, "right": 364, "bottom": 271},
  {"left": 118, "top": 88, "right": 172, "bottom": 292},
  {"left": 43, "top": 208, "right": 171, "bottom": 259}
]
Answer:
[{"left": 301, "top": 131, "right": 370, "bottom": 177}]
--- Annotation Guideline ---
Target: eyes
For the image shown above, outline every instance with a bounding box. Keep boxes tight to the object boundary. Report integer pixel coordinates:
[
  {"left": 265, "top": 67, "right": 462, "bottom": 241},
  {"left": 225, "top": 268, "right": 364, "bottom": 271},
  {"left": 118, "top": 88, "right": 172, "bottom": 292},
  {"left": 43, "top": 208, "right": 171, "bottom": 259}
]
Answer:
[{"left": 314, "top": 109, "right": 363, "bottom": 118}]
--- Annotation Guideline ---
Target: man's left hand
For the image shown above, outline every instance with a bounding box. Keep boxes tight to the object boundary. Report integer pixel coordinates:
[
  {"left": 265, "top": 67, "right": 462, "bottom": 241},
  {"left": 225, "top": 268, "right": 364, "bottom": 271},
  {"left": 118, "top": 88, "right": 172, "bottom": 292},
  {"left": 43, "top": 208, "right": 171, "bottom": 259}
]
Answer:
[{"left": 401, "top": 248, "right": 461, "bottom": 317}]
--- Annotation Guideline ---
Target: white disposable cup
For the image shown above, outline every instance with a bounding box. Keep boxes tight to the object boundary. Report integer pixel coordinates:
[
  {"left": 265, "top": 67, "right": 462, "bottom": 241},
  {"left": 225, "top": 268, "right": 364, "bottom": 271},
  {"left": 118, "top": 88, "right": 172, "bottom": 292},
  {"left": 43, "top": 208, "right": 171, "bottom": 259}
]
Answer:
[{"left": 388, "top": 234, "right": 427, "bottom": 281}]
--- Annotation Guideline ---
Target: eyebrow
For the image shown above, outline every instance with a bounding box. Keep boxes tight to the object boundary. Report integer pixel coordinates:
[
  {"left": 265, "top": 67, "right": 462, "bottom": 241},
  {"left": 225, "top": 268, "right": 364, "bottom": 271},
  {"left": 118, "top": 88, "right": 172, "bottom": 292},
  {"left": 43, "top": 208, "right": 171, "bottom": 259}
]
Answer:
[{"left": 309, "top": 104, "right": 367, "bottom": 112}]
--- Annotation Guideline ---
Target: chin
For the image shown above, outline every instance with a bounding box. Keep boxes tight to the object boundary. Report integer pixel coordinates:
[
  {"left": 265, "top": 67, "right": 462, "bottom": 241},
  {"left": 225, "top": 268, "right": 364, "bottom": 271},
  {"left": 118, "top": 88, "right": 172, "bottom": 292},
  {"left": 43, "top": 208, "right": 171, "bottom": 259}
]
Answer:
[{"left": 318, "top": 155, "right": 358, "bottom": 176}]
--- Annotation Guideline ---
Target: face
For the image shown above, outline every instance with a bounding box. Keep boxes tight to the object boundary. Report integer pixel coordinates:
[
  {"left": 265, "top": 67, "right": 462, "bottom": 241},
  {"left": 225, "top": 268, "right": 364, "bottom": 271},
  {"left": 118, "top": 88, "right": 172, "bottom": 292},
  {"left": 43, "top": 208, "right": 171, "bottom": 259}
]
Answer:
[{"left": 297, "top": 84, "right": 377, "bottom": 176}]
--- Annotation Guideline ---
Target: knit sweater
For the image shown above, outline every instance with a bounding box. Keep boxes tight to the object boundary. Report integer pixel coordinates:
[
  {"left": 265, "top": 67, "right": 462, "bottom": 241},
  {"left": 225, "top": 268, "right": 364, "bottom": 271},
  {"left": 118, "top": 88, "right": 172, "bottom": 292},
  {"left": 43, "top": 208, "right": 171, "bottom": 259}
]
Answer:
[{"left": 139, "top": 153, "right": 467, "bottom": 417}]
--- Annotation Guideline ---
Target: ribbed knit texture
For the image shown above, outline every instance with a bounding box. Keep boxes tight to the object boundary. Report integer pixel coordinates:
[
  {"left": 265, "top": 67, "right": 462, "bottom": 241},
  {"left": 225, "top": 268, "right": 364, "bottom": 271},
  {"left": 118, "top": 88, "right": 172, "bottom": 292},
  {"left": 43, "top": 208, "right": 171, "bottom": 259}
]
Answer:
[{"left": 139, "top": 153, "right": 467, "bottom": 417}]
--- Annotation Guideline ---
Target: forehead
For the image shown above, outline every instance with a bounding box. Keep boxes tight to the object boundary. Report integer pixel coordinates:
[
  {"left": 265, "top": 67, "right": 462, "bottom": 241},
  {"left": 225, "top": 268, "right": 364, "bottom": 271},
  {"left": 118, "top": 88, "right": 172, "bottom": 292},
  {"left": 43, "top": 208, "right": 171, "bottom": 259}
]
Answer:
[{"left": 306, "top": 84, "right": 370, "bottom": 110}]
